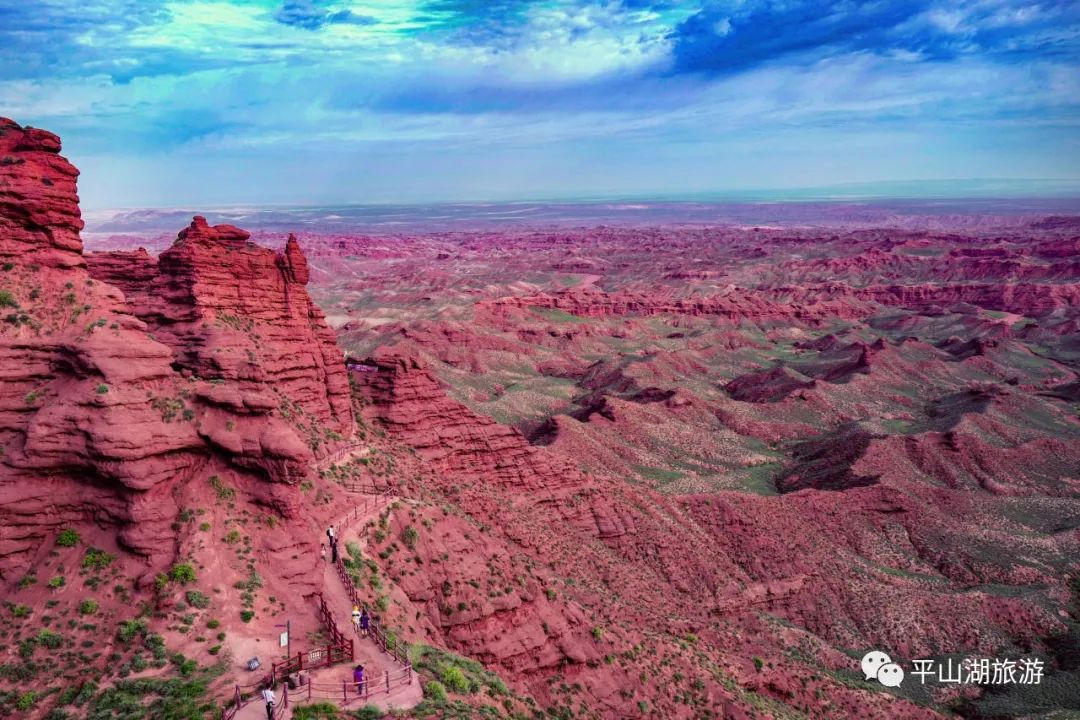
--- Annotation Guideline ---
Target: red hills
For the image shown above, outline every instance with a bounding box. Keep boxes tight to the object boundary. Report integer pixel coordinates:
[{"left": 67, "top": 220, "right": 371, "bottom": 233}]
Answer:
[{"left": 2, "top": 117, "right": 1079, "bottom": 719}]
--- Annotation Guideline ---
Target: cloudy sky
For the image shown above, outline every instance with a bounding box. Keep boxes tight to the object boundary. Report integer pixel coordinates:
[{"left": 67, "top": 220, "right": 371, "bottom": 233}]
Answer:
[{"left": 1, "top": 0, "right": 1078, "bottom": 208}]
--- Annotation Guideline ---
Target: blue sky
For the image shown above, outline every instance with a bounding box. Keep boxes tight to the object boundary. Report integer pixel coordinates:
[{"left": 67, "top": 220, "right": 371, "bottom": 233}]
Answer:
[{"left": 1, "top": 0, "right": 1078, "bottom": 208}]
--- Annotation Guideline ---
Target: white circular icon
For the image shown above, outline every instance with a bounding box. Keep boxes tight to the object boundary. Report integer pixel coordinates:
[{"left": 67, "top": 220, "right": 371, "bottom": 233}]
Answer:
[
  {"left": 861, "top": 650, "right": 892, "bottom": 681},
  {"left": 877, "top": 662, "right": 904, "bottom": 687}
]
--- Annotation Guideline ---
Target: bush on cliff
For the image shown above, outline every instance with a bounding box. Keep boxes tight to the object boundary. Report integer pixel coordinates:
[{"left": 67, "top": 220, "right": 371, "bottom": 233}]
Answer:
[
  {"left": 168, "top": 563, "right": 197, "bottom": 585},
  {"left": 56, "top": 528, "right": 80, "bottom": 547}
]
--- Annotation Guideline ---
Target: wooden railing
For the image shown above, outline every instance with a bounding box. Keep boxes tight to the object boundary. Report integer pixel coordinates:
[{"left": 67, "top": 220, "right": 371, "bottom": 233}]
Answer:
[
  {"left": 265, "top": 593, "right": 353, "bottom": 685},
  {"left": 222, "top": 681, "right": 290, "bottom": 720},
  {"left": 291, "top": 665, "right": 413, "bottom": 706},
  {"left": 318, "top": 442, "right": 368, "bottom": 469},
  {"left": 334, "top": 555, "right": 409, "bottom": 667},
  {"left": 222, "top": 484, "right": 411, "bottom": 717},
  {"left": 274, "top": 686, "right": 289, "bottom": 720},
  {"left": 334, "top": 487, "right": 393, "bottom": 528}
]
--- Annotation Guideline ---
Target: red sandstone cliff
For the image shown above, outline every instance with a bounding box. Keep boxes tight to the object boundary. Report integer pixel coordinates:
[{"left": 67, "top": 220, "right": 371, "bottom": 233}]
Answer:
[{"left": 0, "top": 117, "right": 353, "bottom": 582}]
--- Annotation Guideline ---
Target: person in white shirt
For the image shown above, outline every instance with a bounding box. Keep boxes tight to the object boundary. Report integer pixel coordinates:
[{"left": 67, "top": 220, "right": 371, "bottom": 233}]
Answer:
[{"left": 261, "top": 686, "right": 275, "bottom": 720}]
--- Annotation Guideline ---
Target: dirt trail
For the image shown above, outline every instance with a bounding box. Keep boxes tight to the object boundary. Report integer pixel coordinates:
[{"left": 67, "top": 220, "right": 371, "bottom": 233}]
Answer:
[{"left": 234, "top": 493, "right": 422, "bottom": 719}]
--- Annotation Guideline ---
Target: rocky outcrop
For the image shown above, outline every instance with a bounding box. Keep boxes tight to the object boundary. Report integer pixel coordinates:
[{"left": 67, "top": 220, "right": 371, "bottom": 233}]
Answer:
[
  {"left": 87, "top": 218, "right": 354, "bottom": 439},
  {"left": 0, "top": 117, "right": 352, "bottom": 580},
  {"left": 355, "top": 351, "right": 585, "bottom": 492},
  {"left": 484, "top": 287, "right": 867, "bottom": 325},
  {"left": 0, "top": 118, "right": 85, "bottom": 268}
]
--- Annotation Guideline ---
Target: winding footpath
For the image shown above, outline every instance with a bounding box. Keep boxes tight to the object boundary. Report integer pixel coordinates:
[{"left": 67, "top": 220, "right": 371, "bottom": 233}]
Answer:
[{"left": 233, "top": 461, "right": 421, "bottom": 720}]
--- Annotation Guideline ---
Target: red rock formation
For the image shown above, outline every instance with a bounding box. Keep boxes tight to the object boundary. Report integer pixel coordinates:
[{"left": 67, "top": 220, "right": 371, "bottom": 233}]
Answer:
[
  {"left": 356, "top": 351, "right": 585, "bottom": 491},
  {"left": 88, "top": 217, "right": 353, "bottom": 441},
  {"left": 0, "top": 118, "right": 352, "bottom": 583},
  {"left": 0, "top": 118, "right": 85, "bottom": 268}
]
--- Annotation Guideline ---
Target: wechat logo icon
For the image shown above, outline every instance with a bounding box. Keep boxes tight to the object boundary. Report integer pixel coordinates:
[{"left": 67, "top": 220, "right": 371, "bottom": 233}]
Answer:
[{"left": 861, "top": 650, "right": 904, "bottom": 688}]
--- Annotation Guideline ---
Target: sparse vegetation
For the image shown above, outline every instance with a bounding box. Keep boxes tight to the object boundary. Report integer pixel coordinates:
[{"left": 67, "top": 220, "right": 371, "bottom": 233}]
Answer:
[
  {"left": 82, "top": 548, "right": 116, "bottom": 571},
  {"left": 168, "top": 563, "right": 197, "bottom": 585},
  {"left": 209, "top": 475, "right": 235, "bottom": 501},
  {"left": 185, "top": 590, "right": 210, "bottom": 609},
  {"left": 422, "top": 680, "right": 447, "bottom": 703},
  {"left": 291, "top": 703, "right": 339, "bottom": 720},
  {"left": 117, "top": 618, "right": 149, "bottom": 644},
  {"left": 56, "top": 528, "right": 80, "bottom": 547}
]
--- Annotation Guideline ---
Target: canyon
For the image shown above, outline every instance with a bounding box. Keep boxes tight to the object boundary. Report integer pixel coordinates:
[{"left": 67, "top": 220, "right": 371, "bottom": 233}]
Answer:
[{"left": 2, "top": 117, "right": 1079, "bottom": 720}]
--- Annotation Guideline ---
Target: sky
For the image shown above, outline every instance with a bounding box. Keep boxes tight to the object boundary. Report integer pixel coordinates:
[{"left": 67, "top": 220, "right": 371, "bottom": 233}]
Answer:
[{"left": 1, "top": 0, "right": 1078, "bottom": 209}]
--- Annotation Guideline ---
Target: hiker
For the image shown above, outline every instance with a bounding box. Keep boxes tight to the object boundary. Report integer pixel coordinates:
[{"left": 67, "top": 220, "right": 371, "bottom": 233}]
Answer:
[
  {"left": 359, "top": 608, "right": 370, "bottom": 637},
  {"left": 319, "top": 543, "right": 327, "bottom": 564},
  {"left": 261, "top": 684, "right": 275, "bottom": 720},
  {"left": 351, "top": 605, "right": 361, "bottom": 633},
  {"left": 330, "top": 538, "right": 338, "bottom": 564},
  {"left": 326, "top": 524, "right": 336, "bottom": 544},
  {"left": 353, "top": 664, "right": 365, "bottom": 695}
]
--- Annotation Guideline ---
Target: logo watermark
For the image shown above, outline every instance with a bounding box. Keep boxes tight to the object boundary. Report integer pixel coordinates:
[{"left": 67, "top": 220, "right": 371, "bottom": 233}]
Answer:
[{"left": 860, "top": 651, "right": 1044, "bottom": 688}]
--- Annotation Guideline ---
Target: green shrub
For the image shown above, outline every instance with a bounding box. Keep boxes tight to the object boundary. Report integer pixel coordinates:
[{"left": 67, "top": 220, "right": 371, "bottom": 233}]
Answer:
[
  {"left": 206, "top": 619, "right": 220, "bottom": 629},
  {"left": 79, "top": 599, "right": 99, "bottom": 615},
  {"left": 185, "top": 590, "right": 210, "bottom": 609},
  {"left": 48, "top": 575, "right": 66, "bottom": 589},
  {"left": 209, "top": 475, "right": 235, "bottom": 501},
  {"left": 82, "top": 548, "right": 115, "bottom": 571},
  {"left": 16, "top": 691, "right": 36, "bottom": 711},
  {"left": 18, "top": 574, "right": 37, "bottom": 589},
  {"left": 591, "top": 626, "right": 604, "bottom": 640},
  {"left": 11, "top": 604, "right": 31, "bottom": 618},
  {"left": 422, "top": 680, "right": 447, "bottom": 703},
  {"left": 439, "top": 665, "right": 470, "bottom": 693},
  {"left": 292, "top": 703, "right": 340, "bottom": 720},
  {"left": 351, "top": 706, "right": 383, "bottom": 720},
  {"left": 0, "top": 290, "right": 18, "bottom": 308},
  {"left": 168, "top": 563, "right": 197, "bottom": 585},
  {"left": 56, "top": 528, "right": 80, "bottom": 547},
  {"left": 240, "top": 610, "right": 254, "bottom": 623},
  {"left": 208, "top": 645, "right": 221, "bottom": 655},
  {"left": 117, "top": 619, "right": 148, "bottom": 644},
  {"left": 401, "top": 526, "right": 419, "bottom": 549},
  {"left": 224, "top": 530, "right": 241, "bottom": 544},
  {"left": 37, "top": 629, "right": 64, "bottom": 649},
  {"left": 95, "top": 384, "right": 109, "bottom": 395},
  {"left": 753, "top": 657, "right": 764, "bottom": 672}
]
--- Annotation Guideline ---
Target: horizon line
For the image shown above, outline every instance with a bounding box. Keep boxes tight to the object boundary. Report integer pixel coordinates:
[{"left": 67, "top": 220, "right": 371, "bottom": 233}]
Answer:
[{"left": 80, "top": 178, "right": 1080, "bottom": 214}]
